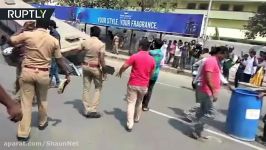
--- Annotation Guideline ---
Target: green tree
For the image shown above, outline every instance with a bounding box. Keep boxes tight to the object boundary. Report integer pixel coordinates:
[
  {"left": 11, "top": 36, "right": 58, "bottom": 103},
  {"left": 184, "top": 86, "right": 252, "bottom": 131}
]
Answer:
[
  {"left": 245, "top": 4, "right": 266, "bottom": 39},
  {"left": 56, "top": 0, "right": 130, "bottom": 9}
]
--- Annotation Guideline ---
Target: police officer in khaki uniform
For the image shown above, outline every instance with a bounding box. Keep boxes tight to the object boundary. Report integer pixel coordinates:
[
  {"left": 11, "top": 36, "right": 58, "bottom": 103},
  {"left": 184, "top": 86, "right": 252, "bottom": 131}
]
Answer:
[
  {"left": 81, "top": 26, "right": 106, "bottom": 118},
  {"left": 13, "top": 21, "right": 36, "bottom": 101},
  {"left": 9, "top": 20, "right": 70, "bottom": 141},
  {"left": 113, "top": 34, "right": 119, "bottom": 55}
]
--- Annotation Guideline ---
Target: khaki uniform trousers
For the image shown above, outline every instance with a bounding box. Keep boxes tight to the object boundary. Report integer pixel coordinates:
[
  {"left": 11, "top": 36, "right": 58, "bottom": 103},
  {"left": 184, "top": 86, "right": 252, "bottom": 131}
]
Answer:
[
  {"left": 18, "top": 68, "right": 50, "bottom": 138},
  {"left": 82, "top": 66, "right": 103, "bottom": 114},
  {"left": 126, "top": 85, "right": 147, "bottom": 129},
  {"left": 14, "top": 63, "right": 22, "bottom": 101},
  {"left": 113, "top": 42, "right": 119, "bottom": 54}
]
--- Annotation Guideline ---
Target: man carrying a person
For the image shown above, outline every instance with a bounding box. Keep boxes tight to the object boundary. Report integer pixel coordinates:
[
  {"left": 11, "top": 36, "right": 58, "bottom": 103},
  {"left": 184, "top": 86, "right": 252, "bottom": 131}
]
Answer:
[
  {"left": 189, "top": 46, "right": 230, "bottom": 139},
  {"left": 8, "top": 19, "right": 71, "bottom": 141}
]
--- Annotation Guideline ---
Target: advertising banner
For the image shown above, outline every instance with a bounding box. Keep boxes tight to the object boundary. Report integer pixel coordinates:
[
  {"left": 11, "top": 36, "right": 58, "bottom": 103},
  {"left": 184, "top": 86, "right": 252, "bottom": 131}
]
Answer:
[{"left": 32, "top": 4, "right": 204, "bottom": 36}]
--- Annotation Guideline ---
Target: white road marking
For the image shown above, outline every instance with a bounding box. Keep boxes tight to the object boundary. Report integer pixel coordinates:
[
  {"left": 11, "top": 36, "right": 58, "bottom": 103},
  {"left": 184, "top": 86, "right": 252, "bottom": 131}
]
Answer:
[
  {"left": 157, "top": 82, "right": 181, "bottom": 89},
  {"left": 122, "top": 69, "right": 264, "bottom": 149},
  {"left": 149, "top": 109, "right": 265, "bottom": 150}
]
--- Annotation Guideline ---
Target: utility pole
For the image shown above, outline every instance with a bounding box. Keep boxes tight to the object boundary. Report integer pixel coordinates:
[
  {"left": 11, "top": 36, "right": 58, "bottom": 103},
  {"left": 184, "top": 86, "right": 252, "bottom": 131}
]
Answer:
[
  {"left": 141, "top": 0, "right": 145, "bottom": 11},
  {"left": 202, "top": 0, "right": 213, "bottom": 46}
]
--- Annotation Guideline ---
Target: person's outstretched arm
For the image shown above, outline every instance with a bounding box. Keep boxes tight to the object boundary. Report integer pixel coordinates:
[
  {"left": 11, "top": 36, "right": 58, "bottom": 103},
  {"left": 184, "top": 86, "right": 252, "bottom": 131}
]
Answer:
[
  {"left": 0, "top": 84, "right": 22, "bottom": 122},
  {"left": 116, "top": 55, "right": 134, "bottom": 78},
  {"left": 117, "top": 63, "right": 130, "bottom": 78}
]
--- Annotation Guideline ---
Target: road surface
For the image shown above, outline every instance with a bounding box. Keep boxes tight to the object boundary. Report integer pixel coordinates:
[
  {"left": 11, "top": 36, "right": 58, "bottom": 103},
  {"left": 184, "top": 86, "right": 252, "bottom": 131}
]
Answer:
[{"left": 0, "top": 56, "right": 265, "bottom": 150}]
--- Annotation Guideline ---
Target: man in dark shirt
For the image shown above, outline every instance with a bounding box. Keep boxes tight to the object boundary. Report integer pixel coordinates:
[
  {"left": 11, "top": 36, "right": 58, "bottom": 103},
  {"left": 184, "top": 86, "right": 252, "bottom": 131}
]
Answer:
[
  {"left": 49, "top": 20, "right": 61, "bottom": 48},
  {"left": 49, "top": 20, "right": 61, "bottom": 87}
]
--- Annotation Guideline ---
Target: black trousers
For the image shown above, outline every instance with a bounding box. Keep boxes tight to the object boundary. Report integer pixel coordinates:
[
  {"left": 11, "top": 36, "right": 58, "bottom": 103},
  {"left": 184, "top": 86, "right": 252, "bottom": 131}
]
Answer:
[
  {"left": 142, "top": 80, "right": 156, "bottom": 108},
  {"left": 234, "top": 70, "right": 244, "bottom": 88},
  {"left": 223, "top": 68, "right": 229, "bottom": 80},
  {"left": 243, "top": 73, "right": 252, "bottom": 83}
]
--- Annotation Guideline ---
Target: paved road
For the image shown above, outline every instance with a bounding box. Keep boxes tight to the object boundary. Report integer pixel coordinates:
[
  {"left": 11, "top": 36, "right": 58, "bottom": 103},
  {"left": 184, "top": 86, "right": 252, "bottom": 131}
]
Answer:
[{"left": 0, "top": 56, "right": 265, "bottom": 150}]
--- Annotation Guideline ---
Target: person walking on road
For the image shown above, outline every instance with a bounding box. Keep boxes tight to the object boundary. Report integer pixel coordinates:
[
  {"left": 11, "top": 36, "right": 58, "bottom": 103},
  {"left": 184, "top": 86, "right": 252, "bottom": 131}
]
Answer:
[
  {"left": 49, "top": 20, "right": 61, "bottom": 48},
  {"left": 190, "top": 46, "right": 229, "bottom": 139},
  {"left": 49, "top": 20, "right": 61, "bottom": 88},
  {"left": 142, "top": 38, "right": 164, "bottom": 111},
  {"left": 117, "top": 38, "right": 155, "bottom": 132},
  {"left": 80, "top": 26, "right": 107, "bottom": 118},
  {"left": 8, "top": 19, "right": 71, "bottom": 142},
  {"left": 184, "top": 48, "right": 230, "bottom": 117},
  {"left": 6, "top": 21, "right": 36, "bottom": 100},
  {"left": 49, "top": 58, "right": 60, "bottom": 88}
]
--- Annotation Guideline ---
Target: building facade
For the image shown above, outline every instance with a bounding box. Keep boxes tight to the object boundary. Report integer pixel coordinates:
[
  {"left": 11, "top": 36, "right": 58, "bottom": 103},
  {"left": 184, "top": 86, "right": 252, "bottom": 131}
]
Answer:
[{"left": 170, "top": 0, "right": 266, "bottom": 42}]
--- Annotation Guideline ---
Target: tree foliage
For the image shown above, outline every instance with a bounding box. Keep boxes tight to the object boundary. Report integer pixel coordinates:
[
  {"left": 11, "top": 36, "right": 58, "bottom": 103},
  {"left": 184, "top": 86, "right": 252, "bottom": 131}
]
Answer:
[
  {"left": 245, "top": 4, "right": 266, "bottom": 39},
  {"left": 56, "top": 0, "right": 129, "bottom": 9},
  {"left": 27, "top": 0, "right": 185, "bottom": 12},
  {"left": 55, "top": 0, "right": 176, "bottom": 12}
]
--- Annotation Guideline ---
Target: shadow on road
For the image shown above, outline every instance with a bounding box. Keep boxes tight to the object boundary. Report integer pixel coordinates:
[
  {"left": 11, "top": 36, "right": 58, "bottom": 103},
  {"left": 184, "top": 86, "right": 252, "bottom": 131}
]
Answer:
[
  {"left": 180, "top": 86, "right": 194, "bottom": 91},
  {"left": 168, "top": 107, "right": 226, "bottom": 133},
  {"left": 48, "top": 117, "right": 62, "bottom": 126},
  {"left": 31, "top": 112, "right": 62, "bottom": 128},
  {"left": 64, "top": 99, "right": 84, "bottom": 115},
  {"left": 168, "top": 119, "right": 193, "bottom": 137},
  {"left": 218, "top": 109, "right": 228, "bottom": 116},
  {"left": 104, "top": 108, "right": 126, "bottom": 128}
]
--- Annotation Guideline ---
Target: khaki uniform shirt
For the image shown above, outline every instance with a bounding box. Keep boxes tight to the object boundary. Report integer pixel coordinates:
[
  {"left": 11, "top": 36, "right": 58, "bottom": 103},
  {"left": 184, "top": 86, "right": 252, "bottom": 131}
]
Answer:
[
  {"left": 113, "top": 35, "right": 119, "bottom": 43},
  {"left": 10, "top": 28, "right": 62, "bottom": 68},
  {"left": 81, "top": 37, "right": 105, "bottom": 64}
]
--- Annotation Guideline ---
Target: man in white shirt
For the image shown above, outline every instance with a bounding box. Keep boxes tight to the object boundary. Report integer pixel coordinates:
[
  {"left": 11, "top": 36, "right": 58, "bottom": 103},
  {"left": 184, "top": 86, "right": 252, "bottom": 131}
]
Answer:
[
  {"left": 160, "top": 40, "right": 168, "bottom": 66},
  {"left": 172, "top": 41, "right": 183, "bottom": 68},
  {"left": 243, "top": 50, "right": 257, "bottom": 83}
]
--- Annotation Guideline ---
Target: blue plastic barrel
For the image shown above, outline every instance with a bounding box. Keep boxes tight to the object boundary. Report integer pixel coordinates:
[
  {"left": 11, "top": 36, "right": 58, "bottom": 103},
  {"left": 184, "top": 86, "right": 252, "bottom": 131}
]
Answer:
[{"left": 226, "top": 88, "right": 263, "bottom": 141}]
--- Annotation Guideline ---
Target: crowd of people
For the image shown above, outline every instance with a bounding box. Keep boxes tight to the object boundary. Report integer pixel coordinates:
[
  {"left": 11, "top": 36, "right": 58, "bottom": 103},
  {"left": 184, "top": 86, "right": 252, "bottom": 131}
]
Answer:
[
  {"left": 160, "top": 39, "right": 203, "bottom": 71},
  {"left": 2, "top": 20, "right": 266, "bottom": 145}
]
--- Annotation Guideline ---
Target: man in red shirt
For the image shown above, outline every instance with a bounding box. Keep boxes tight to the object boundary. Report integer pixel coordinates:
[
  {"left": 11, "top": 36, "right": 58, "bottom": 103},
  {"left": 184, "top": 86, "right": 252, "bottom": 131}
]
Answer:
[
  {"left": 117, "top": 38, "right": 155, "bottom": 132},
  {"left": 191, "top": 46, "right": 229, "bottom": 139}
]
